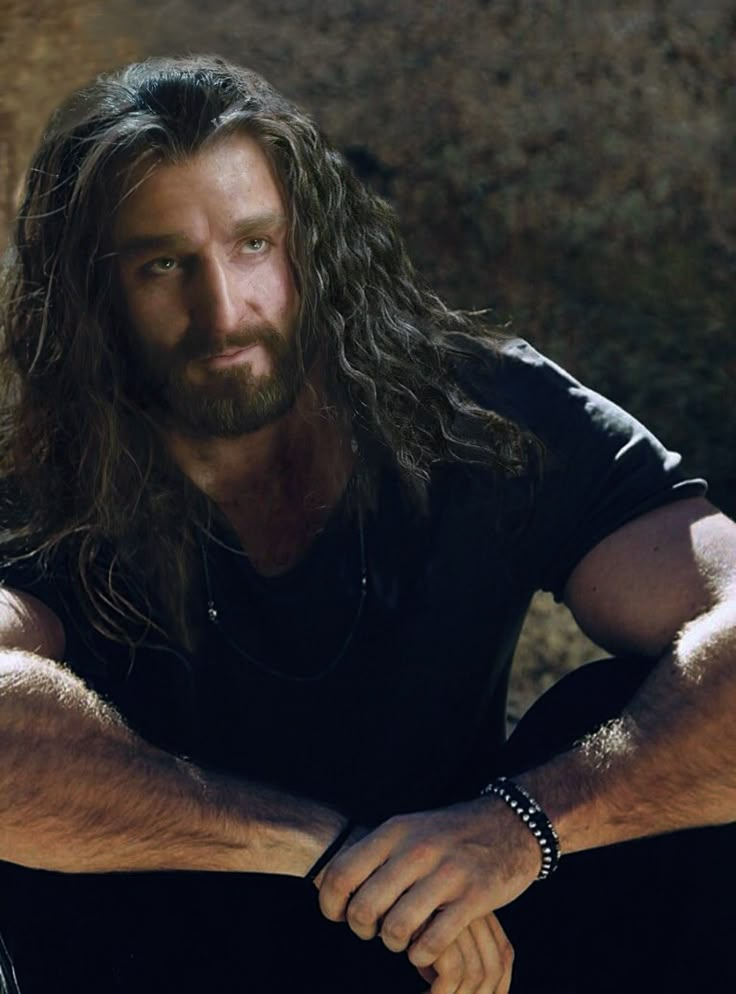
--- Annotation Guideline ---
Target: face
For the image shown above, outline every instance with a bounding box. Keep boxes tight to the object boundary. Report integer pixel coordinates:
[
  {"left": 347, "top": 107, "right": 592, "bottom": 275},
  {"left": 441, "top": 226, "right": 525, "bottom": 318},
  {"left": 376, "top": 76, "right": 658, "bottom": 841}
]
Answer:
[{"left": 113, "top": 133, "right": 302, "bottom": 437}]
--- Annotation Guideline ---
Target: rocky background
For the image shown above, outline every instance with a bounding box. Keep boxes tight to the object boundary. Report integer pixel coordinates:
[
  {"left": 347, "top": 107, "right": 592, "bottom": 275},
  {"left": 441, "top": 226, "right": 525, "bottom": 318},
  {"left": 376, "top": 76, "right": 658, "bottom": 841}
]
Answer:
[{"left": 1, "top": 0, "right": 734, "bottom": 724}]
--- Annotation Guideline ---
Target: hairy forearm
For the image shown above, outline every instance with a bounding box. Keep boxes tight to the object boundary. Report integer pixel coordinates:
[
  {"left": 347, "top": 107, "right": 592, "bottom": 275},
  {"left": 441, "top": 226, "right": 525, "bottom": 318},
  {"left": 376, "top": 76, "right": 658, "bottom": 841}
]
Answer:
[
  {"left": 317, "top": 593, "right": 736, "bottom": 969},
  {"left": 520, "top": 597, "right": 736, "bottom": 854},
  {"left": 0, "top": 650, "right": 343, "bottom": 874}
]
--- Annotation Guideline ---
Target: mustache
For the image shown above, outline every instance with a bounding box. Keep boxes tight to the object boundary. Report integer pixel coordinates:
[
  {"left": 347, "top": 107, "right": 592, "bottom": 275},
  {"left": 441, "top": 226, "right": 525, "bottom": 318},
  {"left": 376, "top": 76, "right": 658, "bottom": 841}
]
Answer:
[{"left": 177, "top": 325, "right": 282, "bottom": 362}]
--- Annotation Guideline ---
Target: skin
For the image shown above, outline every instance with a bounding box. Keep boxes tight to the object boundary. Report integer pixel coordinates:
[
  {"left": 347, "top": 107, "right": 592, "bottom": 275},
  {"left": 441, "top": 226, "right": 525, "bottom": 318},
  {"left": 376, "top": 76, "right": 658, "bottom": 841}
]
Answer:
[
  {"left": 1, "top": 133, "right": 734, "bottom": 994},
  {"left": 4, "top": 133, "right": 510, "bottom": 991},
  {"left": 114, "top": 133, "right": 355, "bottom": 574},
  {"left": 102, "top": 133, "right": 736, "bottom": 984},
  {"left": 318, "top": 497, "right": 736, "bottom": 975},
  {"left": 117, "top": 130, "right": 514, "bottom": 989}
]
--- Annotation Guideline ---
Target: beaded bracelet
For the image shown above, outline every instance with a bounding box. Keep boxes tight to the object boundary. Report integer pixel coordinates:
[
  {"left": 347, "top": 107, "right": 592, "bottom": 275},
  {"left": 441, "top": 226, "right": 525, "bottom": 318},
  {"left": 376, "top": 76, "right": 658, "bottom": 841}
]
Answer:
[
  {"left": 305, "top": 820, "right": 355, "bottom": 883},
  {"left": 480, "top": 776, "right": 561, "bottom": 880}
]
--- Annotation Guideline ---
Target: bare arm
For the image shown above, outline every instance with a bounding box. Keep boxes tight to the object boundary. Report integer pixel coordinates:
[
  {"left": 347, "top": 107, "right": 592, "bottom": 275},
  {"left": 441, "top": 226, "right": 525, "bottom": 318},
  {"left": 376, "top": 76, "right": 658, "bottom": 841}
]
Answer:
[
  {"left": 0, "top": 589, "right": 344, "bottom": 875},
  {"left": 318, "top": 497, "right": 736, "bottom": 968},
  {"left": 528, "top": 496, "right": 736, "bottom": 846}
]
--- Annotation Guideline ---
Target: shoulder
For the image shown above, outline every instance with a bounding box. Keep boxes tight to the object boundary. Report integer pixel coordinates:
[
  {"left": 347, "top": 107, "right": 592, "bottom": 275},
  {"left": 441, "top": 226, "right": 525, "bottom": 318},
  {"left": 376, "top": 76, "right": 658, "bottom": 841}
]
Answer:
[
  {"left": 449, "top": 333, "right": 698, "bottom": 478},
  {"left": 447, "top": 333, "right": 707, "bottom": 597},
  {"left": 450, "top": 334, "right": 643, "bottom": 440},
  {"left": 0, "top": 585, "right": 66, "bottom": 659},
  {"left": 0, "top": 496, "right": 70, "bottom": 660}
]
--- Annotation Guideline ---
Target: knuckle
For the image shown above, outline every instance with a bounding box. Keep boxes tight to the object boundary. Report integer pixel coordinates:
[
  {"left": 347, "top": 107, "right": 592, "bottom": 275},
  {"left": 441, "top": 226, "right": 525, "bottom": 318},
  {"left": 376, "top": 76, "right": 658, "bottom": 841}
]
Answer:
[
  {"left": 408, "top": 941, "right": 429, "bottom": 968},
  {"left": 412, "top": 930, "right": 444, "bottom": 964},
  {"left": 323, "top": 868, "right": 350, "bottom": 895},
  {"left": 318, "top": 892, "right": 341, "bottom": 921},
  {"left": 385, "top": 813, "right": 410, "bottom": 835},
  {"left": 346, "top": 900, "right": 375, "bottom": 931},
  {"left": 381, "top": 918, "right": 411, "bottom": 948},
  {"left": 465, "top": 881, "right": 487, "bottom": 906},
  {"left": 434, "top": 858, "right": 461, "bottom": 884},
  {"left": 434, "top": 959, "right": 462, "bottom": 992},
  {"left": 409, "top": 839, "right": 437, "bottom": 864}
]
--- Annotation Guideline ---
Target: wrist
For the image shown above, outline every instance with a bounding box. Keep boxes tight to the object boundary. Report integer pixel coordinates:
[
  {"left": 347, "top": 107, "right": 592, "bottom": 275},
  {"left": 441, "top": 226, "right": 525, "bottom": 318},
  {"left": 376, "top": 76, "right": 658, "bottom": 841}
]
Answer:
[
  {"left": 480, "top": 776, "right": 562, "bottom": 880},
  {"left": 267, "top": 808, "right": 349, "bottom": 877},
  {"left": 513, "top": 754, "right": 610, "bottom": 855},
  {"left": 200, "top": 772, "right": 348, "bottom": 876},
  {"left": 305, "top": 818, "right": 355, "bottom": 883}
]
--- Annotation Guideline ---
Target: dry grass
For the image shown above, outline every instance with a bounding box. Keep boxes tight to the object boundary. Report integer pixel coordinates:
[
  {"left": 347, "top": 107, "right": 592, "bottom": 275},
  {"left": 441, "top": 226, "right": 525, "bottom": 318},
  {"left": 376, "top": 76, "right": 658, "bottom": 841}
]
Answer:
[{"left": 509, "top": 592, "right": 602, "bottom": 729}]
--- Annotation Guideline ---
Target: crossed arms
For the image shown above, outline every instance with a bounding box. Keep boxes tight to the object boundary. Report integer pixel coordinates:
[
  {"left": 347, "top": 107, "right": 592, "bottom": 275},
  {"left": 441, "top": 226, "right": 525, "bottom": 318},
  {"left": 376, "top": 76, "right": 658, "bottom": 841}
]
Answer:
[{"left": 0, "top": 496, "right": 735, "bottom": 993}]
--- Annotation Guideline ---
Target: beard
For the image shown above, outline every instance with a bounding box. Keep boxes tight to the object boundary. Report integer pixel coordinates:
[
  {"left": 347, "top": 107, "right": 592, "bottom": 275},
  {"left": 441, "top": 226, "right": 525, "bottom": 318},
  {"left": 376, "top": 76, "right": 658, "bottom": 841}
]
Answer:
[{"left": 130, "top": 321, "right": 305, "bottom": 438}]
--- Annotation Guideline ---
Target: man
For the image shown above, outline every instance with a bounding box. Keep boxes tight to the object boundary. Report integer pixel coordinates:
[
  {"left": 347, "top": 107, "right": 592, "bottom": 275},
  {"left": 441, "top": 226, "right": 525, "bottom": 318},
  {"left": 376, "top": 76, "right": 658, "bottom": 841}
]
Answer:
[{"left": 0, "top": 54, "right": 733, "bottom": 994}]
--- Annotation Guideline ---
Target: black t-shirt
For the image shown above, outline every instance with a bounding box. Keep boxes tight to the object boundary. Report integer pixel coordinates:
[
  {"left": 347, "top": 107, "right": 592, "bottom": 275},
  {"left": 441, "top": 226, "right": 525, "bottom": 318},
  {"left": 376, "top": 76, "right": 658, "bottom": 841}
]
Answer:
[
  {"left": 0, "top": 337, "right": 704, "bottom": 814},
  {"left": 0, "top": 338, "right": 707, "bottom": 992}
]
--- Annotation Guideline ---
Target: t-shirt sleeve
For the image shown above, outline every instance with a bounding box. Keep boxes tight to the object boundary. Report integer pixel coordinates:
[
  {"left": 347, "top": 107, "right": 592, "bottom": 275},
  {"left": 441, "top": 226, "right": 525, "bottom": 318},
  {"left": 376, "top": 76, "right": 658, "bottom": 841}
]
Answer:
[{"left": 455, "top": 337, "right": 708, "bottom": 601}]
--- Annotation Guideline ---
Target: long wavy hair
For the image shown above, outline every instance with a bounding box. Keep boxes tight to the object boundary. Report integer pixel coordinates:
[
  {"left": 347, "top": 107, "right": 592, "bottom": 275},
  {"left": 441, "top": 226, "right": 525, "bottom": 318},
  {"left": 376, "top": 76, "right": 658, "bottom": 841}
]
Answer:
[{"left": 0, "top": 54, "right": 532, "bottom": 653}]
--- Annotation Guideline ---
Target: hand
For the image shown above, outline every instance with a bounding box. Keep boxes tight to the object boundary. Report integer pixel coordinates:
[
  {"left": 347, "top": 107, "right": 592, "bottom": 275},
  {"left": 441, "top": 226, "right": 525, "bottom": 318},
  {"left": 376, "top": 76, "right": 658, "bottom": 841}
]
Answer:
[
  {"left": 310, "top": 823, "right": 371, "bottom": 888},
  {"left": 318, "top": 798, "right": 539, "bottom": 969},
  {"left": 416, "top": 911, "right": 514, "bottom": 994}
]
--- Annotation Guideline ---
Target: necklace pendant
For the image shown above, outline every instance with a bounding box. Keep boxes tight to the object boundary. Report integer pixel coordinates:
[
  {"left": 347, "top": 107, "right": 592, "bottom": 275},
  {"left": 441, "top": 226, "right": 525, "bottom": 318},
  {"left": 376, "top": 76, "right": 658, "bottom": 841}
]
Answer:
[{"left": 207, "top": 602, "right": 219, "bottom": 624}]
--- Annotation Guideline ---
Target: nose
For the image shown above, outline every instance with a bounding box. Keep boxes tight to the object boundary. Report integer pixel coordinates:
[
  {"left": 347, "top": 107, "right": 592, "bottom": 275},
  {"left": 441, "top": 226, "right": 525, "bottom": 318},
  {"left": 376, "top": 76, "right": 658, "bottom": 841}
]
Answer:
[{"left": 189, "top": 257, "right": 247, "bottom": 344}]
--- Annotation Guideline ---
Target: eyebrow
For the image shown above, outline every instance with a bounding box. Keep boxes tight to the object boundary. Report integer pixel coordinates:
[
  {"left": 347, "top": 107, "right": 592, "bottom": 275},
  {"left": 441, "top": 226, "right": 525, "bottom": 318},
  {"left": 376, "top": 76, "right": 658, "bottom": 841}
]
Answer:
[{"left": 115, "top": 210, "right": 287, "bottom": 259}]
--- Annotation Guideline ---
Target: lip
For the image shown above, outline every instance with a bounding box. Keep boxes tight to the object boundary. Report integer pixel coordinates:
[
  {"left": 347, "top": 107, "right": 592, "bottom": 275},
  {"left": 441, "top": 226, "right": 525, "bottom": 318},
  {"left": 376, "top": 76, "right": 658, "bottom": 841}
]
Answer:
[{"left": 201, "top": 344, "right": 259, "bottom": 369}]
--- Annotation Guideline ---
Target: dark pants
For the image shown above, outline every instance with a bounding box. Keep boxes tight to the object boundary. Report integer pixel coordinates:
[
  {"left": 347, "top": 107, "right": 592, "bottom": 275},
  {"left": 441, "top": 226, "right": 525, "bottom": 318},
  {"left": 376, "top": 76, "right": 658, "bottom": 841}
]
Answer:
[{"left": 1, "top": 656, "right": 732, "bottom": 993}]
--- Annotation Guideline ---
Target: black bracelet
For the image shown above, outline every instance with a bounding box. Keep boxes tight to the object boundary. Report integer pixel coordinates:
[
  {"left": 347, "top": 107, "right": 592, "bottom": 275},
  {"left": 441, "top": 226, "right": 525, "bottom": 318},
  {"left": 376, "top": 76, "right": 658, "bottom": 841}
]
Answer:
[
  {"left": 480, "top": 776, "right": 561, "bottom": 880},
  {"left": 305, "top": 820, "right": 355, "bottom": 883}
]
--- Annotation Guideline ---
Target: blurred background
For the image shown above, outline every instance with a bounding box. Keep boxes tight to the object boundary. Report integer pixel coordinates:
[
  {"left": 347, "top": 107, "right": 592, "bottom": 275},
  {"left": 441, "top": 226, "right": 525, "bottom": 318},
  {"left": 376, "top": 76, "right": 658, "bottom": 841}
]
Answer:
[{"left": 1, "top": 0, "right": 734, "bottom": 723}]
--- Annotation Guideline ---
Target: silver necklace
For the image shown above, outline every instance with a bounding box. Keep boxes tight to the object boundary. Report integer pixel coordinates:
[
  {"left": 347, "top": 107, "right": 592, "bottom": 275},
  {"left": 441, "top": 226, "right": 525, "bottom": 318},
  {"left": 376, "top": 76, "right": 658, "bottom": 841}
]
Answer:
[{"left": 200, "top": 508, "right": 368, "bottom": 683}]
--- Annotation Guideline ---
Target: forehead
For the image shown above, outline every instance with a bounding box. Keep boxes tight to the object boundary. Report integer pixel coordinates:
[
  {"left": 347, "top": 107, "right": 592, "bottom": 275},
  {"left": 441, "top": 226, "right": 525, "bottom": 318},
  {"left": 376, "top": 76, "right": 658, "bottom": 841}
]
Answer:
[{"left": 112, "top": 133, "right": 286, "bottom": 246}]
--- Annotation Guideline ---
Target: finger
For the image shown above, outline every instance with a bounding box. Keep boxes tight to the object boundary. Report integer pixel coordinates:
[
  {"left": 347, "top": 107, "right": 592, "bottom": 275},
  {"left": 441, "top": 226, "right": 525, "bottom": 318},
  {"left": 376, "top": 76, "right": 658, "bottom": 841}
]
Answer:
[
  {"left": 454, "top": 927, "right": 484, "bottom": 994},
  {"left": 318, "top": 827, "right": 395, "bottom": 923},
  {"left": 467, "top": 917, "right": 502, "bottom": 994},
  {"left": 380, "top": 865, "right": 467, "bottom": 954},
  {"left": 345, "top": 852, "right": 432, "bottom": 942},
  {"left": 416, "top": 964, "right": 438, "bottom": 986},
  {"left": 405, "top": 881, "right": 487, "bottom": 967},
  {"left": 464, "top": 917, "right": 498, "bottom": 994},
  {"left": 428, "top": 940, "right": 464, "bottom": 994},
  {"left": 311, "top": 824, "right": 371, "bottom": 889},
  {"left": 481, "top": 915, "right": 514, "bottom": 994},
  {"left": 413, "top": 920, "right": 438, "bottom": 987}
]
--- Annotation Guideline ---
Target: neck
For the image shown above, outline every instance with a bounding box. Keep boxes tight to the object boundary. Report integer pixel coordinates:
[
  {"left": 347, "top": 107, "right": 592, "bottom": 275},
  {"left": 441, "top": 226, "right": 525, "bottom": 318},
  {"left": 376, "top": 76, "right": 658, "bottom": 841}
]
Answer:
[{"left": 163, "top": 378, "right": 355, "bottom": 574}]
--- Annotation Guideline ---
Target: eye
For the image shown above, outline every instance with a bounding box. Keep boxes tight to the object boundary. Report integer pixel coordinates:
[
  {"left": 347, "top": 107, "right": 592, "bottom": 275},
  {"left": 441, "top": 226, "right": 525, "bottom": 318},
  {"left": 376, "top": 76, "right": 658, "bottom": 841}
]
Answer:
[
  {"left": 143, "top": 257, "right": 179, "bottom": 276},
  {"left": 240, "top": 238, "right": 268, "bottom": 254}
]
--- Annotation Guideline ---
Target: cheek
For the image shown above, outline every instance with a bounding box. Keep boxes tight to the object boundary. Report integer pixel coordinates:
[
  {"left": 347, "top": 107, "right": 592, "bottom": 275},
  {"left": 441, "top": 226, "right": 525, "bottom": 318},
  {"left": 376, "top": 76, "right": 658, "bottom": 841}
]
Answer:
[
  {"left": 123, "top": 285, "right": 185, "bottom": 348},
  {"left": 272, "top": 263, "right": 300, "bottom": 321}
]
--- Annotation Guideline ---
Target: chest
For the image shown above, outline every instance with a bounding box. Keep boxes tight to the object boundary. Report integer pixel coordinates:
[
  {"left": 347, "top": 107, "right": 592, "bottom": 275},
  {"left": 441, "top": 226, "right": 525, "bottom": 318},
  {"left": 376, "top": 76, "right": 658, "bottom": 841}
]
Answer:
[
  {"left": 79, "top": 468, "right": 537, "bottom": 820},
  {"left": 187, "top": 476, "right": 531, "bottom": 818},
  {"left": 216, "top": 483, "right": 344, "bottom": 577}
]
